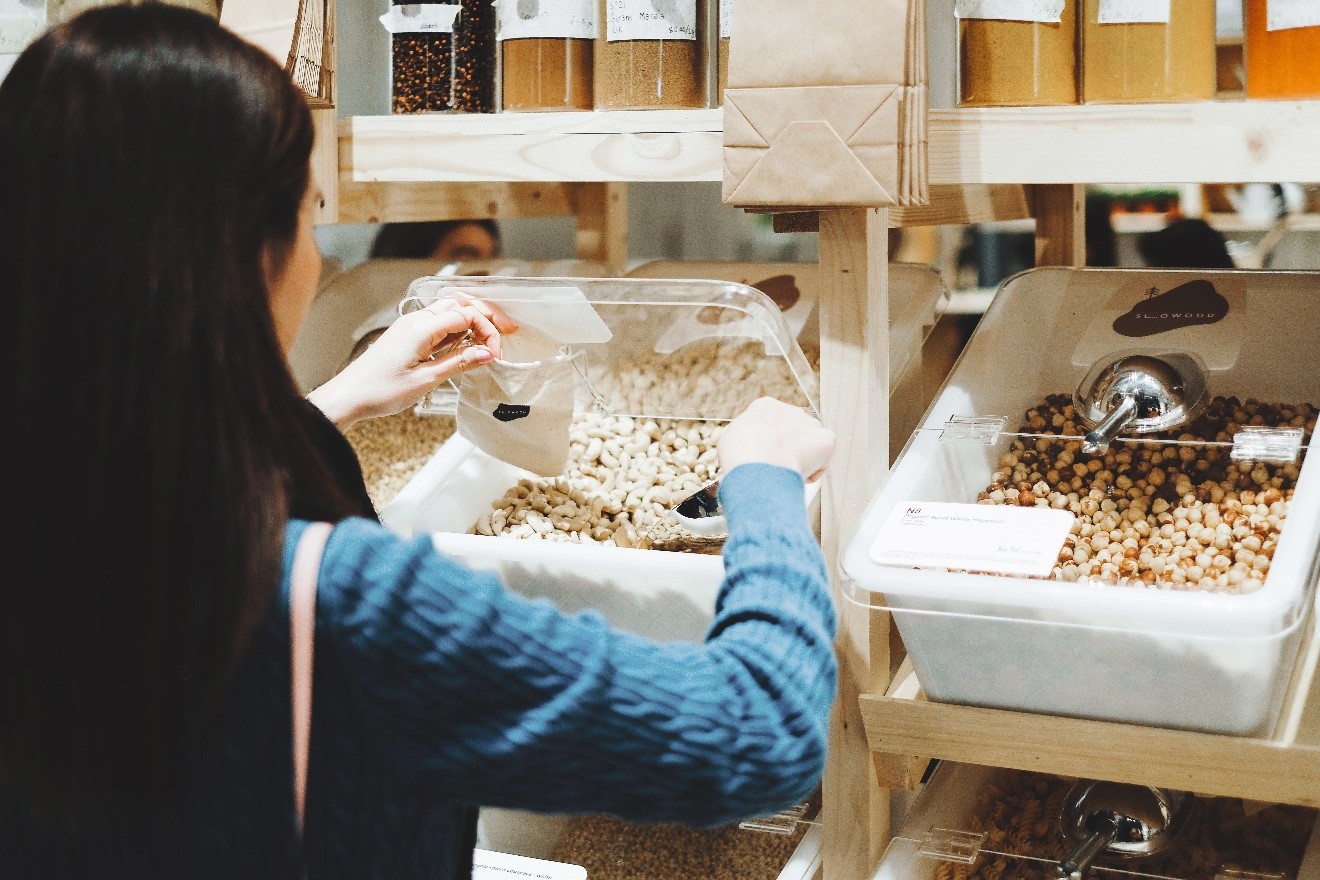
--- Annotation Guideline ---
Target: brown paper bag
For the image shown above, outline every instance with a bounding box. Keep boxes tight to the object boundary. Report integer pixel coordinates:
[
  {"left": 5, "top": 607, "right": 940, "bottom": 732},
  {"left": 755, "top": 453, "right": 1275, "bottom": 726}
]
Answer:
[{"left": 722, "top": 0, "right": 928, "bottom": 208}]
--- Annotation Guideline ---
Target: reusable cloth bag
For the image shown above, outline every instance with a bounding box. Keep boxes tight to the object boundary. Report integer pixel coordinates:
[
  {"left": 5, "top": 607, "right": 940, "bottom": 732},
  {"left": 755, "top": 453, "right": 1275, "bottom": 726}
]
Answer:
[{"left": 456, "top": 344, "right": 582, "bottom": 477}]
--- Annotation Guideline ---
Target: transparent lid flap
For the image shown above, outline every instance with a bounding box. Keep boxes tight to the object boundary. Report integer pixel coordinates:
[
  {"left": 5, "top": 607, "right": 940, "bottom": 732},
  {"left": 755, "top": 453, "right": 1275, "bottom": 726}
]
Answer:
[{"left": 401, "top": 275, "right": 819, "bottom": 421}]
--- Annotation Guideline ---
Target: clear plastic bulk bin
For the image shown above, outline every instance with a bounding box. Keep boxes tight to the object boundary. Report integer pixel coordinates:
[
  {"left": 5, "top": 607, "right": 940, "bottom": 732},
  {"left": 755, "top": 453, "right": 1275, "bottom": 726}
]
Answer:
[
  {"left": 841, "top": 268, "right": 1320, "bottom": 737},
  {"left": 872, "top": 762, "right": 1320, "bottom": 880},
  {"left": 378, "top": 275, "right": 822, "bottom": 869}
]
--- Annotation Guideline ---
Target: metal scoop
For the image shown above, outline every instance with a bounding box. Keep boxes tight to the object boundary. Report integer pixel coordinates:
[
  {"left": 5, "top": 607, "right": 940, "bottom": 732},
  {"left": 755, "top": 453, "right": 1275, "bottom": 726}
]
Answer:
[
  {"left": 1056, "top": 781, "right": 1193, "bottom": 880},
  {"left": 1075, "top": 352, "right": 1207, "bottom": 454}
]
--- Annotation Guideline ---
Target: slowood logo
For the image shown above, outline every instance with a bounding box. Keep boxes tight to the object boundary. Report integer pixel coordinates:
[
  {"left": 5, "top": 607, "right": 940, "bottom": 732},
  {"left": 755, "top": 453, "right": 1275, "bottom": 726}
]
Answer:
[{"left": 1112, "top": 279, "right": 1229, "bottom": 338}]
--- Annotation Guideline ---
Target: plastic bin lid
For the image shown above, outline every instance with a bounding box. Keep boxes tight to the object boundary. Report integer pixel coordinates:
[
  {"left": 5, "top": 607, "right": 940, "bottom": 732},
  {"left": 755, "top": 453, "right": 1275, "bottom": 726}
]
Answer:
[
  {"left": 400, "top": 274, "right": 819, "bottom": 422},
  {"left": 876, "top": 761, "right": 1320, "bottom": 880},
  {"left": 840, "top": 268, "right": 1320, "bottom": 640}
]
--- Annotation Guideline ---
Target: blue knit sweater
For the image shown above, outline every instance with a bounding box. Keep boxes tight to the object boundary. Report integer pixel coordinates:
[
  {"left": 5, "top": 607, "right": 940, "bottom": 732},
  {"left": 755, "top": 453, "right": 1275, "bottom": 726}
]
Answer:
[{"left": 3, "top": 464, "right": 837, "bottom": 879}]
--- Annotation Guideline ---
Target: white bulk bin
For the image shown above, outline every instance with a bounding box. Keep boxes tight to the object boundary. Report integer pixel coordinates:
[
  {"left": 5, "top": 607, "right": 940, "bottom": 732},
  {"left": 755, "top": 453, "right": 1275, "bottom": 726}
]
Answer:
[{"left": 842, "top": 268, "right": 1320, "bottom": 736}]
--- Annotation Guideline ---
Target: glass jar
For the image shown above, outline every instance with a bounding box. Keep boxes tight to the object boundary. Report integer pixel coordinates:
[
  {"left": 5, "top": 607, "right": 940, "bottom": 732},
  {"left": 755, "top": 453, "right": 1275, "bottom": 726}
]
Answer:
[
  {"left": 1244, "top": 0, "right": 1320, "bottom": 99},
  {"left": 595, "top": 0, "right": 705, "bottom": 110},
  {"left": 957, "top": 0, "right": 1078, "bottom": 107},
  {"left": 1080, "top": 0, "right": 1216, "bottom": 103},
  {"left": 717, "top": 0, "right": 730, "bottom": 105},
  {"left": 453, "top": 0, "right": 497, "bottom": 112},
  {"left": 385, "top": 2, "right": 458, "bottom": 114},
  {"left": 498, "top": 0, "right": 597, "bottom": 111}
]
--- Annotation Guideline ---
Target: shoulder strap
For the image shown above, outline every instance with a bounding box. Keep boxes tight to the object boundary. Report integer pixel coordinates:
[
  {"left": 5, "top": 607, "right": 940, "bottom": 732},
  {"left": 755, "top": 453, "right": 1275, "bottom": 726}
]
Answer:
[{"left": 290, "top": 521, "right": 333, "bottom": 836}]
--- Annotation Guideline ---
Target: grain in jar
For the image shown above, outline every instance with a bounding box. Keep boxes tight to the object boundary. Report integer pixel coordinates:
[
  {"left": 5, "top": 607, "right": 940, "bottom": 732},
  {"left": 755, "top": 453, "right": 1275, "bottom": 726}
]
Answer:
[
  {"left": 1080, "top": 0, "right": 1215, "bottom": 103},
  {"left": 717, "top": 0, "right": 730, "bottom": 105},
  {"left": 957, "top": 0, "right": 1079, "bottom": 106},
  {"left": 596, "top": 0, "right": 704, "bottom": 110},
  {"left": 1244, "top": 0, "right": 1320, "bottom": 99},
  {"left": 453, "top": 0, "right": 497, "bottom": 112},
  {"left": 383, "top": 2, "right": 459, "bottom": 113},
  {"left": 498, "top": 0, "right": 597, "bottom": 111}
]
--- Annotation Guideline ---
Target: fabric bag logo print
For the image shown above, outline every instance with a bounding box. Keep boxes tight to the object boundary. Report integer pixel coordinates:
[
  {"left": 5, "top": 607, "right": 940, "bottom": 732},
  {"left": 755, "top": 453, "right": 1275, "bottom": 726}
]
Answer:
[{"left": 493, "top": 403, "right": 532, "bottom": 421}]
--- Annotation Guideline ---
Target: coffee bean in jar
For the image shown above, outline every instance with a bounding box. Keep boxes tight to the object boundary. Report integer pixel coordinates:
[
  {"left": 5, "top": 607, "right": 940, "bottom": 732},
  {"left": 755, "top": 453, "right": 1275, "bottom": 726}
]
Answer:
[
  {"left": 498, "top": 0, "right": 598, "bottom": 111},
  {"left": 384, "top": 2, "right": 460, "bottom": 113},
  {"left": 453, "top": 0, "right": 497, "bottom": 112},
  {"left": 596, "top": 0, "right": 705, "bottom": 110}
]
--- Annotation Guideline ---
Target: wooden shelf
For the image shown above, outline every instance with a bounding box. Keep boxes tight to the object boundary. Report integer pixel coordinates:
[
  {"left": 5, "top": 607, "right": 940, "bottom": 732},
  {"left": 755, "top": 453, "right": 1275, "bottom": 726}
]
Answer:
[
  {"left": 860, "top": 599, "right": 1320, "bottom": 808},
  {"left": 337, "top": 101, "right": 1320, "bottom": 192}
]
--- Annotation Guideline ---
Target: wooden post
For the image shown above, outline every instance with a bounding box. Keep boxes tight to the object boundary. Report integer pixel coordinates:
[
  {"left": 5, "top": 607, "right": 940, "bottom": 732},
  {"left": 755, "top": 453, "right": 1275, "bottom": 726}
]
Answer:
[
  {"left": 574, "top": 183, "right": 629, "bottom": 271},
  {"left": 817, "top": 208, "right": 893, "bottom": 880},
  {"left": 312, "top": 107, "right": 339, "bottom": 225},
  {"left": 1030, "top": 183, "right": 1086, "bottom": 267}
]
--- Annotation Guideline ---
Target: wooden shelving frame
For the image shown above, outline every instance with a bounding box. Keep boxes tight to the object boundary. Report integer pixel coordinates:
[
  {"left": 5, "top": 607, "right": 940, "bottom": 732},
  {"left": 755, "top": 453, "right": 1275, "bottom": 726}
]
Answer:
[{"left": 323, "top": 97, "right": 1320, "bottom": 880}]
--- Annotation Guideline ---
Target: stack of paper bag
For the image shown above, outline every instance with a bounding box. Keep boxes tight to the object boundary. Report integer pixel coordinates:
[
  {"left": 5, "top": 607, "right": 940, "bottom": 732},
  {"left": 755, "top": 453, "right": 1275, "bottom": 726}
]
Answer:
[{"left": 722, "top": 0, "right": 928, "bottom": 209}]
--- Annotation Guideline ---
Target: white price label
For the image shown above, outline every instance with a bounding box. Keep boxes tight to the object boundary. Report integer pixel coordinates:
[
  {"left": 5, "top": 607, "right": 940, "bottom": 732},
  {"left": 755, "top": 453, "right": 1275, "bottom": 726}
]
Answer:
[
  {"left": 1098, "top": 0, "right": 1171, "bottom": 24},
  {"left": 473, "top": 849, "right": 586, "bottom": 880},
  {"left": 720, "top": 0, "right": 732, "bottom": 37},
  {"left": 0, "top": 0, "right": 47, "bottom": 54},
  {"left": 494, "top": 0, "right": 598, "bottom": 40},
  {"left": 1267, "top": 0, "right": 1320, "bottom": 30},
  {"left": 955, "top": 0, "right": 1065, "bottom": 22},
  {"left": 380, "top": 4, "right": 462, "bottom": 34},
  {"left": 868, "top": 502, "right": 1075, "bottom": 577},
  {"left": 606, "top": 0, "right": 697, "bottom": 41}
]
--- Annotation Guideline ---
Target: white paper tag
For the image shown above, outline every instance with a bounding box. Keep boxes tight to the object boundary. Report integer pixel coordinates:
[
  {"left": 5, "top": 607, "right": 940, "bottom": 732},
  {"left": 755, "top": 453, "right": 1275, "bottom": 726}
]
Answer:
[
  {"left": 473, "top": 848, "right": 587, "bottom": 880},
  {"left": 0, "top": 0, "right": 47, "bottom": 54},
  {"left": 606, "top": 0, "right": 697, "bottom": 41},
  {"left": 1267, "top": 0, "right": 1320, "bottom": 30},
  {"left": 868, "top": 502, "right": 1075, "bottom": 577},
  {"left": 720, "top": 0, "right": 732, "bottom": 37},
  {"left": 955, "top": 0, "right": 1065, "bottom": 23},
  {"left": 1098, "top": 0, "right": 1171, "bottom": 24},
  {"left": 379, "top": 4, "right": 462, "bottom": 34},
  {"left": 494, "top": 0, "right": 598, "bottom": 40}
]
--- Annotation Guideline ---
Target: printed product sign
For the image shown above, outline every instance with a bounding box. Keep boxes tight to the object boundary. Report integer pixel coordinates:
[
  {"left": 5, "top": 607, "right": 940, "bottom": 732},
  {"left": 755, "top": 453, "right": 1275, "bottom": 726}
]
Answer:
[
  {"left": 955, "top": 0, "right": 1065, "bottom": 22},
  {"left": 606, "top": 0, "right": 696, "bottom": 41},
  {"left": 868, "top": 502, "right": 1076, "bottom": 578},
  {"left": 1098, "top": 0, "right": 1171, "bottom": 24},
  {"left": 495, "top": 0, "right": 598, "bottom": 40}
]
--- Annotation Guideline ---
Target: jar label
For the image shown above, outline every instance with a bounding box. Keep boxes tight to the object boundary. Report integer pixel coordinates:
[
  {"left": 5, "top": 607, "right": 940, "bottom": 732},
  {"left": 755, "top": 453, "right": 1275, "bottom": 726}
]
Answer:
[
  {"left": 954, "top": 0, "right": 1065, "bottom": 22},
  {"left": 1098, "top": 0, "right": 1170, "bottom": 24},
  {"left": 380, "top": 4, "right": 462, "bottom": 34},
  {"left": 1267, "top": 0, "right": 1320, "bottom": 31},
  {"left": 494, "top": 0, "right": 598, "bottom": 40},
  {"left": 720, "top": 0, "right": 732, "bottom": 37},
  {"left": 606, "top": 0, "right": 697, "bottom": 41}
]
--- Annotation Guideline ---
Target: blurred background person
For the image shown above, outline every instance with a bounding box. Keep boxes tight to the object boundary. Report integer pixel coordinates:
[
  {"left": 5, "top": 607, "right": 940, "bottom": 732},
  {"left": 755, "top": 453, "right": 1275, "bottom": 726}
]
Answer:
[
  {"left": 1138, "top": 217, "right": 1236, "bottom": 269},
  {"left": 370, "top": 219, "right": 502, "bottom": 263}
]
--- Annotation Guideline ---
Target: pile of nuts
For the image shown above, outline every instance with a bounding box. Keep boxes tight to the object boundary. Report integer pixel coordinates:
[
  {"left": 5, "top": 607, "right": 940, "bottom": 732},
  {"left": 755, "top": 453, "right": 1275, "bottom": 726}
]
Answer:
[
  {"left": 942, "top": 770, "right": 1315, "bottom": 880},
  {"left": 470, "top": 412, "right": 724, "bottom": 551},
  {"left": 344, "top": 410, "right": 457, "bottom": 511},
  {"left": 977, "top": 395, "right": 1316, "bottom": 594}
]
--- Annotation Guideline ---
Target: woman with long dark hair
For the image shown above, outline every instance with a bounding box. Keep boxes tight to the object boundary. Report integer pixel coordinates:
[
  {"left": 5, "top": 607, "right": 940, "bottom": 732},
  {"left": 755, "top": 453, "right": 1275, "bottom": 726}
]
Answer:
[{"left": 0, "top": 5, "right": 838, "bottom": 878}]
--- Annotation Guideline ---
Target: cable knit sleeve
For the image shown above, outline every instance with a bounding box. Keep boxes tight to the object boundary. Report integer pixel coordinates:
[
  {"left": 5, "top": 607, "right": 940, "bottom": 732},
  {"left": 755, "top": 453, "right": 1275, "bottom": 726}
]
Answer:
[{"left": 308, "top": 462, "right": 837, "bottom": 828}]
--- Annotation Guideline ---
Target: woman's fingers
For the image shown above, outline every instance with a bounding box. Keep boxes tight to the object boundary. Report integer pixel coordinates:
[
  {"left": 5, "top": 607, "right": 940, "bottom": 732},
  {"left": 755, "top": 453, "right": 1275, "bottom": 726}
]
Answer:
[{"left": 421, "top": 302, "right": 504, "bottom": 361}]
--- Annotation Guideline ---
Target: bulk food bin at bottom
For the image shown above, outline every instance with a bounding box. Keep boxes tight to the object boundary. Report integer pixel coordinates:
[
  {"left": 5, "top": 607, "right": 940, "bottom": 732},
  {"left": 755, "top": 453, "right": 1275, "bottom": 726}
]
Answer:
[
  {"left": 871, "top": 762, "right": 1320, "bottom": 880},
  {"left": 377, "top": 275, "right": 825, "bottom": 879},
  {"left": 841, "top": 268, "right": 1320, "bottom": 737}
]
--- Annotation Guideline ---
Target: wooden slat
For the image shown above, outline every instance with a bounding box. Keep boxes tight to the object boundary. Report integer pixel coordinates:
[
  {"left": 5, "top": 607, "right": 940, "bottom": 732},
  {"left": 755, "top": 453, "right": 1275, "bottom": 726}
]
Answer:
[
  {"left": 927, "top": 101, "right": 1320, "bottom": 185},
  {"left": 311, "top": 108, "right": 339, "bottom": 224},
  {"left": 860, "top": 694, "right": 1320, "bottom": 807},
  {"left": 335, "top": 181, "right": 584, "bottom": 225},
  {"left": 340, "top": 110, "right": 722, "bottom": 183},
  {"left": 889, "top": 184, "right": 1030, "bottom": 227},
  {"left": 817, "top": 209, "right": 893, "bottom": 880}
]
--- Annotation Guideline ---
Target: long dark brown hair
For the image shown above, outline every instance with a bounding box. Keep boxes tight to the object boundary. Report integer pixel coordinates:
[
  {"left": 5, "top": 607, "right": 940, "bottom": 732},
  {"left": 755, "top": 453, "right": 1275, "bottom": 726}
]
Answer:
[{"left": 0, "top": 2, "right": 356, "bottom": 822}]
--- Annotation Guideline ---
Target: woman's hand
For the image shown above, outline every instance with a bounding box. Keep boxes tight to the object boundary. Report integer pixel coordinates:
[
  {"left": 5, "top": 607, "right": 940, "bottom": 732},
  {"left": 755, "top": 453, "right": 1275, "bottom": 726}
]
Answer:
[
  {"left": 717, "top": 397, "right": 836, "bottom": 484},
  {"left": 307, "top": 295, "right": 517, "bottom": 429}
]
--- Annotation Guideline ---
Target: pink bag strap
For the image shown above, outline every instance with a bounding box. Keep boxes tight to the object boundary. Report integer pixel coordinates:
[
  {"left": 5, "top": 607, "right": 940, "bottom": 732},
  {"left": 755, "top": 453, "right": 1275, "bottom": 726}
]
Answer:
[{"left": 290, "top": 521, "right": 333, "bottom": 836}]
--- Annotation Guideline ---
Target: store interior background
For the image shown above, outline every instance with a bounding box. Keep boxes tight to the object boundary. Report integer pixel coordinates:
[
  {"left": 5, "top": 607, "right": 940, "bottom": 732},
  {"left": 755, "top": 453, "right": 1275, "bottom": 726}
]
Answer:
[{"left": 316, "top": 0, "right": 1320, "bottom": 303}]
